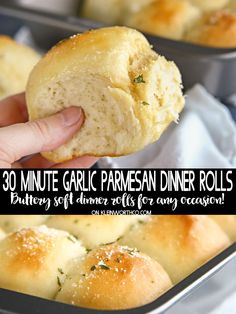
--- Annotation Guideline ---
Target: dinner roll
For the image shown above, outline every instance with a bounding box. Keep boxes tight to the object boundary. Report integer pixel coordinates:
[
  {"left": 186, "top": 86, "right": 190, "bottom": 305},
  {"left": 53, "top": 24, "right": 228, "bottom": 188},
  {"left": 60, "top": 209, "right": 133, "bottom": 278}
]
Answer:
[
  {"left": 0, "top": 228, "right": 5, "bottom": 240},
  {"left": 56, "top": 244, "right": 172, "bottom": 310},
  {"left": 82, "top": 0, "right": 155, "bottom": 24},
  {"left": 188, "top": 0, "right": 229, "bottom": 11},
  {"left": 0, "top": 215, "right": 49, "bottom": 233},
  {"left": 126, "top": 0, "right": 201, "bottom": 40},
  {"left": 0, "top": 35, "right": 40, "bottom": 100},
  {"left": 185, "top": 10, "right": 236, "bottom": 48},
  {"left": 26, "top": 27, "right": 184, "bottom": 163},
  {"left": 0, "top": 226, "right": 85, "bottom": 298},
  {"left": 226, "top": 0, "right": 236, "bottom": 14},
  {"left": 82, "top": 0, "right": 123, "bottom": 24},
  {"left": 210, "top": 215, "right": 236, "bottom": 241},
  {"left": 46, "top": 215, "right": 147, "bottom": 248},
  {"left": 120, "top": 215, "right": 230, "bottom": 283}
]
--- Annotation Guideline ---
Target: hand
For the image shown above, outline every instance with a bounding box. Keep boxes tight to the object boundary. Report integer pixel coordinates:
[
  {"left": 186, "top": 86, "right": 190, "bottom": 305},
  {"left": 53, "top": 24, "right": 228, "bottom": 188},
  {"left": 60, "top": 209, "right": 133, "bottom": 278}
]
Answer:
[{"left": 0, "top": 93, "right": 98, "bottom": 168}]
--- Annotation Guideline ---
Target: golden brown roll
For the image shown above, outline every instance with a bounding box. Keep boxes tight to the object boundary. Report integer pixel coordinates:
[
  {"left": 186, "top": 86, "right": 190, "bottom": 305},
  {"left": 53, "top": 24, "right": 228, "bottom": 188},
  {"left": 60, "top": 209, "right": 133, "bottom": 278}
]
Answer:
[
  {"left": 46, "top": 215, "right": 147, "bottom": 248},
  {"left": 0, "top": 228, "right": 5, "bottom": 240},
  {"left": 0, "top": 226, "right": 85, "bottom": 298},
  {"left": 126, "top": 0, "right": 201, "bottom": 40},
  {"left": 82, "top": 0, "right": 124, "bottom": 24},
  {"left": 0, "top": 35, "right": 40, "bottom": 100},
  {"left": 188, "top": 0, "right": 229, "bottom": 11},
  {"left": 56, "top": 243, "right": 172, "bottom": 310},
  {"left": 0, "top": 215, "right": 49, "bottom": 233},
  {"left": 120, "top": 215, "right": 230, "bottom": 283},
  {"left": 210, "top": 215, "right": 236, "bottom": 241},
  {"left": 185, "top": 10, "right": 236, "bottom": 48},
  {"left": 26, "top": 26, "right": 184, "bottom": 163},
  {"left": 225, "top": 0, "right": 236, "bottom": 14},
  {"left": 82, "top": 0, "right": 155, "bottom": 24}
]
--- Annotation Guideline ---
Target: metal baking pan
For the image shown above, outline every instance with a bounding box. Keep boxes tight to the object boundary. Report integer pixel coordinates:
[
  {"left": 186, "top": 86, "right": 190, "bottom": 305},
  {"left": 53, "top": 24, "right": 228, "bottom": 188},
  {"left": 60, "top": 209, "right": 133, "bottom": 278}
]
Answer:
[
  {"left": 1, "top": 2, "right": 236, "bottom": 101},
  {"left": 0, "top": 243, "right": 235, "bottom": 314},
  {"left": 77, "top": 1, "right": 236, "bottom": 101}
]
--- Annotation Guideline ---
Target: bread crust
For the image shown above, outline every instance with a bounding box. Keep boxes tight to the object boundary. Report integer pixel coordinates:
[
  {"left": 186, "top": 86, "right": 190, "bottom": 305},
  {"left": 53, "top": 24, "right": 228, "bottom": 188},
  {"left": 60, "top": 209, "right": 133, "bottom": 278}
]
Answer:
[
  {"left": 56, "top": 243, "right": 172, "bottom": 310},
  {"left": 120, "top": 215, "right": 230, "bottom": 283}
]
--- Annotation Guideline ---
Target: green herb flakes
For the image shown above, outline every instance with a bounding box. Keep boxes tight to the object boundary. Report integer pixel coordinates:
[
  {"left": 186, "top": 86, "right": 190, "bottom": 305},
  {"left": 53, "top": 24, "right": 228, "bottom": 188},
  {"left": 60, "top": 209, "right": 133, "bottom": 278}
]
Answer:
[
  {"left": 133, "top": 74, "right": 146, "bottom": 84},
  {"left": 58, "top": 268, "right": 64, "bottom": 275},
  {"left": 67, "top": 235, "right": 77, "bottom": 243},
  {"left": 57, "top": 276, "right": 62, "bottom": 287}
]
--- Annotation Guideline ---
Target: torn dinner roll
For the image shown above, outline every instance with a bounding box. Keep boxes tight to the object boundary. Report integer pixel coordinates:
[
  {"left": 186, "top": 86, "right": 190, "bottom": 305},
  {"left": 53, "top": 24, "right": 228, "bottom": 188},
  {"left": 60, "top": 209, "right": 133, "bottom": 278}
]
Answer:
[{"left": 26, "top": 26, "right": 185, "bottom": 163}]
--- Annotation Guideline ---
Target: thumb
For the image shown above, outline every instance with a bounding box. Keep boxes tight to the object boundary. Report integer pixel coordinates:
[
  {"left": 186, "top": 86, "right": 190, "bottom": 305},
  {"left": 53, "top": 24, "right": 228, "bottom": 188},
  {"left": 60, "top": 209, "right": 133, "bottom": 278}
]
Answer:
[{"left": 0, "top": 107, "right": 83, "bottom": 165}]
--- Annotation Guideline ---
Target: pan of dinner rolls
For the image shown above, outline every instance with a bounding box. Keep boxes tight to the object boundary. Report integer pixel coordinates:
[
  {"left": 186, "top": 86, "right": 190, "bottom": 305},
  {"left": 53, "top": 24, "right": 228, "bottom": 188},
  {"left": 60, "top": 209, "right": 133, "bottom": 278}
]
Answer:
[
  {"left": 78, "top": 0, "right": 236, "bottom": 99},
  {"left": 1, "top": 2, "right": 236, "bottom": 100},
  {"left": 0, "top": 215, "right": 234, "bottom": 313}
]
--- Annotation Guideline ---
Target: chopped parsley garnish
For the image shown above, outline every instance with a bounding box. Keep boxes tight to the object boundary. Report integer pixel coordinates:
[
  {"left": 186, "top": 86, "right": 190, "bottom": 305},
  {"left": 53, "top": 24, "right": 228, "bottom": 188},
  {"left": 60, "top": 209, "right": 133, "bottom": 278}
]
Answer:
[
  {"left": 116, "top": 257, "right": 122, "bottom": 263},
  {"left": 90, "top": 265, "right": 96, "bottom": 271},
  {"left": 126, "top": 248, "right": 139, "bottom": 256},
  {"left": 57, "top": 276, "right": 62, "bottom": 287},
  {"left": 142, "top": 101, "right": 150, "bottom": 106},
  {"left": 58, "top": 268, "right": 64, "bottom": 275},
  {"left": 86, "top": 248, "right": 92, "bottom": 253},
  {"left": 133, "top": 74, "right": 146, "bottom": 84},
  {"left": 67, "top": 235, "right": 77, "bottom": 243}
]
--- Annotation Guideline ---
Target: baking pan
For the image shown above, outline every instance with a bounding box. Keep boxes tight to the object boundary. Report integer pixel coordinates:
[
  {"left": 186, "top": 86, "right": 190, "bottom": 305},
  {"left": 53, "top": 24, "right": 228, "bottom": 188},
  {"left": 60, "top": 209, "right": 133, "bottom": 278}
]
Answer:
[
  {"left": 0, "top": 243, "right": 235, "bottom": 314},
  {"left": 77, "top": 0, "right": 236, "bottom": 101},
  {"left": 1, "top": 2, "right": 236, "bottom": 100}
]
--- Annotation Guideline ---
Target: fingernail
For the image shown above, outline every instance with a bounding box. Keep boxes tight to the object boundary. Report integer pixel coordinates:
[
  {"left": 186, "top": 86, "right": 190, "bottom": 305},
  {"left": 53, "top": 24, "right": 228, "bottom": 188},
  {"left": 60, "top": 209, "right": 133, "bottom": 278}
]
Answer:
[{"left": 61, "top": 107, "right": 82, "bottom": 126}]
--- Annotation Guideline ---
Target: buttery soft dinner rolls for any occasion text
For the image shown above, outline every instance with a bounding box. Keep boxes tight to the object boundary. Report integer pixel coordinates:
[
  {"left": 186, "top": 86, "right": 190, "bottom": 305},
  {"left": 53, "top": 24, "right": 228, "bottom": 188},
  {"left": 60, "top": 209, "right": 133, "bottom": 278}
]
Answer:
[
  {"left": 26, "top": 27, "right": 185, "bottom": 163},
  {"left": 0, "top": 226, "right": 85, "bottom": 299},
  {"left": 0, "top": 36, "right": 40, "bottom": 100},
  {"left": 46, "top": 215, "right": 147, "bottom": 248},
  {"left": 120, "top": 215, "right": 230, "bottom": 283},
  {"left": 56, "top": 244, "right": 172, "bottom": 310}
]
